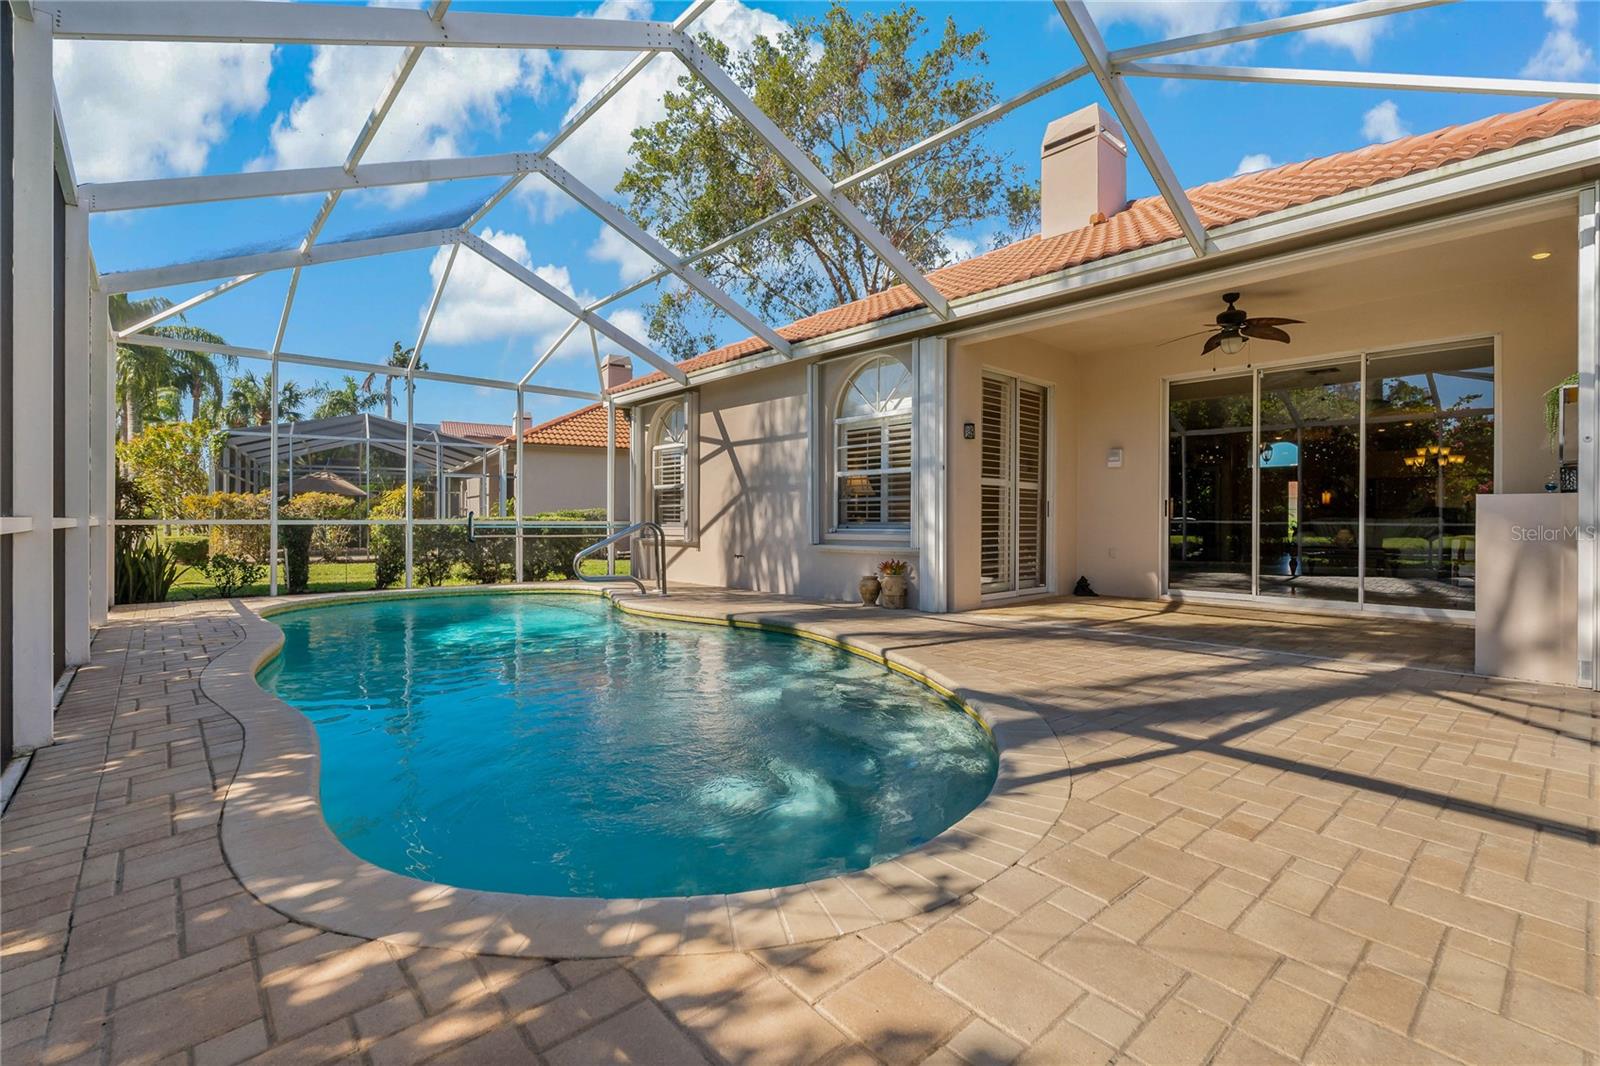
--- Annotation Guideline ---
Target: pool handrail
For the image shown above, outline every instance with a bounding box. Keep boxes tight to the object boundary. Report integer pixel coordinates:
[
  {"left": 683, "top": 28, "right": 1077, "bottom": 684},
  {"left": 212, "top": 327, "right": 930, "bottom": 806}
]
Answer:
[{"left": 573, "top": 521, "right": 665, "bottom": 596}]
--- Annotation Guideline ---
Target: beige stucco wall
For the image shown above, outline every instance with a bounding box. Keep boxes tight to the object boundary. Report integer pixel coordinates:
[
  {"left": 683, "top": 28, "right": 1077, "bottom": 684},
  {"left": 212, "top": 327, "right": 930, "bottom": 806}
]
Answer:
[
  {"left": 637, "top": 351, "right": 925, "bottom": 605},
  {"left": 516, "top": 444, "right": 630, "bottom": 515},
  {"left": 1068, "top": 271, "right": 1576, "bottom": 600}
]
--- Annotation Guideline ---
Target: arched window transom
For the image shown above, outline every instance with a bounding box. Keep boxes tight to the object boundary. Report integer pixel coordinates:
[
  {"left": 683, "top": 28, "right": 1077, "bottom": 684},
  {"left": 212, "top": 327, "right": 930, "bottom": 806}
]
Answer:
[{"left": 834, "top": 357, "right": 913, "bottom": 529}]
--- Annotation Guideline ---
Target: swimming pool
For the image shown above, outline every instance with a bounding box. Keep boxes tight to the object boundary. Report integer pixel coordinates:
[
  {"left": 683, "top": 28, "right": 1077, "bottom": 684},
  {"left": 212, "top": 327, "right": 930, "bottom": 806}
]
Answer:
[{"left": 258, "top": 593, "right": 997, "bottom": 898}]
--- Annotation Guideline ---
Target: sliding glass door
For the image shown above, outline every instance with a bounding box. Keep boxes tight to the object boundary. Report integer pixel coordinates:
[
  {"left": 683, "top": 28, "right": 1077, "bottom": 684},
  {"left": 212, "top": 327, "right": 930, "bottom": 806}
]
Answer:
[
  {"left": 1165, "top": 340, "right": 1493, "bottom": 613},
  {"left": 1257, "top": 362, "right": 1362, "bottom": 603},
  {"left": 1168, "top": 375, "right": 1253, "bottom": 594}
]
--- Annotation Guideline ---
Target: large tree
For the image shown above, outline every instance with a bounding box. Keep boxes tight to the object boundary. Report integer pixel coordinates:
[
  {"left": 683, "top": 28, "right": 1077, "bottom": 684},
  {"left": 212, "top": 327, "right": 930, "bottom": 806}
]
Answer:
[{"left": 618, "top": 4, "right": 1038, "bottom": 360}]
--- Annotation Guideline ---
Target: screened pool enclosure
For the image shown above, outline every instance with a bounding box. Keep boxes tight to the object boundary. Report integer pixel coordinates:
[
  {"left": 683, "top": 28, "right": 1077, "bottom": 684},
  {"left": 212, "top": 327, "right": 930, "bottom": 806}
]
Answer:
[{"left": 5, "top": 0, "right": 1600, "bottom": 763}]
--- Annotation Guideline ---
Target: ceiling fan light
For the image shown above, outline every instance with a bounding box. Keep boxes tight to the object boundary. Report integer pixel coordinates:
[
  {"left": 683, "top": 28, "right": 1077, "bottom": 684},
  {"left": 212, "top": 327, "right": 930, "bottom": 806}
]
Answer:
[{"left": 1219, "top": 332, "right": 1246, "bottom": 355}]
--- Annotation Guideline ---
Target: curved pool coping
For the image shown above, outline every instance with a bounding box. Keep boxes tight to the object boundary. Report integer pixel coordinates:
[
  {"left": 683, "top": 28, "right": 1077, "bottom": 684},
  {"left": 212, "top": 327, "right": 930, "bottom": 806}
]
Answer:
[{"left": 203, "top": 585, "right": 1072, "bottom": 958}]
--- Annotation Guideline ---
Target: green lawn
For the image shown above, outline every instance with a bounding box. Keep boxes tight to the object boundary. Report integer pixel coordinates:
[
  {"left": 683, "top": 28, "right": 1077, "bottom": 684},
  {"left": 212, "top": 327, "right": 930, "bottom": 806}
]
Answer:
[{"left": 168, "top": 558, "right": 631, "bottom": 601}]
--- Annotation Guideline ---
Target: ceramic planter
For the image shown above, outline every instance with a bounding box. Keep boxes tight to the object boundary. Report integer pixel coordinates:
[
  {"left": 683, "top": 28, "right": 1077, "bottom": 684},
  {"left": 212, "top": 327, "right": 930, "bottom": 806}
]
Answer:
[
  {"left": 880, "top": 573, "right": 908, "bottom": 609},
  {"left": 859, "top": 574, "right": 881, "bottom": 605}
]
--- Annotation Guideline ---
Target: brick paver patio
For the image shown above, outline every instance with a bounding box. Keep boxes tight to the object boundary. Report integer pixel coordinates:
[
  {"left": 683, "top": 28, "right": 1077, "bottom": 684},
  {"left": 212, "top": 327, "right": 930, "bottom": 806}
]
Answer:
[{"left": 3, "top": 589, "right": 1596, "bottom": 1065}]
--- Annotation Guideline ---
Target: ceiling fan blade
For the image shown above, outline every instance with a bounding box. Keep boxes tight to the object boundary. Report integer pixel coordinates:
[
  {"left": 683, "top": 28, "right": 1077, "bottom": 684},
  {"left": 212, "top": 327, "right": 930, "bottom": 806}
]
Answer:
[
  {"left": 1243, "top": 317, "right": 1303, "bottom": 327},
  {"left": 1242, "top": 323, "right": 1291, "bottom": 343},
  {"left": 1161, "top": 329, "right": 1217, "bottom": 346},
  {"left": 1201, "top": 333, "right": 1223, "bottom": 355}
]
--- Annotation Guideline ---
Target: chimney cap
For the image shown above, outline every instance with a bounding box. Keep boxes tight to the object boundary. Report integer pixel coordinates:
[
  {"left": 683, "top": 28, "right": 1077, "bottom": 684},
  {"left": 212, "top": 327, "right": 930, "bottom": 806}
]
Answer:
[{"left": 1042, "top": 102, "right": 1127, "bottom": 158}]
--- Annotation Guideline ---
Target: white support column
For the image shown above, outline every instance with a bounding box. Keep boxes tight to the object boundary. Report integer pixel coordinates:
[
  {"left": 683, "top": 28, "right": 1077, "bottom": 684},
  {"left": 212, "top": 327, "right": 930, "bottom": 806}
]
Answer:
[
  {"left": 11, "top": 14, "right": 56, "bottom": 751},
  {"left": 912, "top": 337, "right": 949, "bottom": 613},
  {"left": 1577, "top": 184, "right": 1599, "bottom": 688},
  {"left": 607, "top": 401, "right": 618, "bottom": 571},
  {"left": 89, "top": 290, "right": 113, "bottom": 624},
  {"left": 513, "top": 391, "right": 525, "bottom": 582},
  {"left": 267, "top": 268, "right": 301, "bottom": 597},
  {"left": 404, "top": 376, "right": 415, "bottom": 588},
  {"left": 62, "top": 203, "right": 91, "bottom": 665}
]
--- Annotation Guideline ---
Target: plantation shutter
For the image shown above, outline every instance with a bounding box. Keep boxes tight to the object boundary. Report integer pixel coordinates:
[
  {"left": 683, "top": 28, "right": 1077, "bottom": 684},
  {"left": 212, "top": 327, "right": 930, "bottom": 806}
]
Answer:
[
  {"left": 980, "top": 374, "right": 1013, "bottom": 594},
  {"left": 1017, "top": 382, "right": 1047, "bottom": 591},
  {"left": 653, "top": 446, "right": 685, "bottom": 527}
]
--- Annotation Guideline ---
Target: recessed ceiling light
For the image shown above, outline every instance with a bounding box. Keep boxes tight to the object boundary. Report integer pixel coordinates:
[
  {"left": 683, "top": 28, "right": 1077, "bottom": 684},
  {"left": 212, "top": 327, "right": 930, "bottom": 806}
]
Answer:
[{"left": 1531, "top": 251, "right": 1552, "bottom": 260}]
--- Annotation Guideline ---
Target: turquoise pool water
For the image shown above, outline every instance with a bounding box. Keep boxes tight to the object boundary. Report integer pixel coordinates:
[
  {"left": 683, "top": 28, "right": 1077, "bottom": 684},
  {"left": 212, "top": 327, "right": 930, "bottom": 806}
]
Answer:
[{"left": 257, "top": 594, "right": 997, "bottom": 898}]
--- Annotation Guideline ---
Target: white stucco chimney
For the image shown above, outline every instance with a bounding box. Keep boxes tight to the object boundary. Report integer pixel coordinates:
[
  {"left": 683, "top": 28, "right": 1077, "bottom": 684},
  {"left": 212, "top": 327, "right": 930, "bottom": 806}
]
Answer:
[
  {"left": 600, "top": 354, "right": 634, "bottom": 391},
  {"left": 1040, "top": 103, "right": 1128, "bottom": 238}
]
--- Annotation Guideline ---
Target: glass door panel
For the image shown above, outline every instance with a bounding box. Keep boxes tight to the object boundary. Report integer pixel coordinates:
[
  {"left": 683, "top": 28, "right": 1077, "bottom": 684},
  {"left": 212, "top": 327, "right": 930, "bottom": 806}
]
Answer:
[
  {"left": 1364, "top": 343, "right": 1494, "bottom": 609},
  {"left": 1256, "top": 363, "right": 1362, "bottom": 602},
  {"left": 1168, "top": 375, "right": 1254, "bottom": 594}
]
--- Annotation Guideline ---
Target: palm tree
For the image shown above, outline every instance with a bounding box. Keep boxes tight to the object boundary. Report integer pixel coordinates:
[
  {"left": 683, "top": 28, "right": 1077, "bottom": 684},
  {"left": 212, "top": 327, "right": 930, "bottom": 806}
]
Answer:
[
  {"left": 363, "top": 341, "right": 425, "bottom": 419},
  {"left": 224, "top": 371, "right": 311, "bottom": 427},
  {"left": 161, "top": 326, "right": 235, "bottom": 421},
  {"left": 114, "top": 342, "right": 173, "bottom": 442},
  {"left": 312, "top": 375, "right": 385, "bottom": 420},
  {"left": 110, "top": 293, "right": 177, "bottom": 441}
]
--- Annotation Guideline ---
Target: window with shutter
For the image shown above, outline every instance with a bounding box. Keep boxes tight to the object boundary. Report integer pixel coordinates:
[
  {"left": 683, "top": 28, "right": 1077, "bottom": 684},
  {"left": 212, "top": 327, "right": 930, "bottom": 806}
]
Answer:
[
  {"left": 650, "top": 401, "right": 688, "bottom": 535},
  {"left": 833, "top": 357, "right": 913, "bottom": 530}
]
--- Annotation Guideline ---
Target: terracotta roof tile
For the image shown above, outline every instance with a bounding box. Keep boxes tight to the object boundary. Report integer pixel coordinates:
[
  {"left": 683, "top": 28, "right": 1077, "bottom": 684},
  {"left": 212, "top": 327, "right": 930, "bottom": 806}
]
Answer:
[
  {"left": 440, "top": 420, "right": 512, "bottom": 441},
  {"left": 512, "top": 403, "right": 630, "bottom": 449},
  {"left": 614, "top": 99, "right": 1600, "bottom": 395}
]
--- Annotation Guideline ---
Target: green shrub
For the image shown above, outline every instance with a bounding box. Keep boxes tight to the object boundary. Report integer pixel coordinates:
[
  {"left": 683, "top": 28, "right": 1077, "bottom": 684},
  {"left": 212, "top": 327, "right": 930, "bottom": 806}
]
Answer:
[
  {"left": 462, "top": 535, "right": 513, "bottom": 584},
  {"left": 181, "top": 491, "right": 270, "bottom": 561},
  {"left": 368, "top": 486, "right": 416, "bottom": 589},
  {"left": 280, "top": 525, "right": 313, "bottom": 594},
  {"left": 283, "top": 491, "right": 356, "bottom": 562},
  {"left": 166, "top": 534, "right": 210, "bottom": 567},
  {"left": 201, "top": 553, "right": 264, "bottom": 598},
  {"left": 414, "top": 524, "right": 465, "bottom": 587},
  {"left": 115, "top": 539, "right": 187, "bottom": 605}
]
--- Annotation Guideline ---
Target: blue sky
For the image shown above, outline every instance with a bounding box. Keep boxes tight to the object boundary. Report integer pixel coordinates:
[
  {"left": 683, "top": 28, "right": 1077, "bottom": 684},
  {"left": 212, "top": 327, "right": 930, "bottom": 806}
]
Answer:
[{"left": 61, "top": 0, "right": 1597, "bottom": 427}]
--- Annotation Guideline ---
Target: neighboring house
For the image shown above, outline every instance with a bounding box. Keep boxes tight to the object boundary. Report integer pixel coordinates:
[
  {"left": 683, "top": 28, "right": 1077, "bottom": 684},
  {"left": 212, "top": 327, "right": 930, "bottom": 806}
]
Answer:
[
  {"left": 613, "top": 99, "right": 1600, "bottom": 685},
  {"left": 510, "top": 397, "right": 631, "bottom": 516},
  {"left": 449, "top": 362, "right": 632, "bottom": 517}
]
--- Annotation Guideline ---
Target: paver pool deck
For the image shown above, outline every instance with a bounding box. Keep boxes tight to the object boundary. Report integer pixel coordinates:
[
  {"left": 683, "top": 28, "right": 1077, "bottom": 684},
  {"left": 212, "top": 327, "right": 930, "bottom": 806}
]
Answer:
[{"left": 2, "top": 586, "right": 1596, "bottom": 1065}]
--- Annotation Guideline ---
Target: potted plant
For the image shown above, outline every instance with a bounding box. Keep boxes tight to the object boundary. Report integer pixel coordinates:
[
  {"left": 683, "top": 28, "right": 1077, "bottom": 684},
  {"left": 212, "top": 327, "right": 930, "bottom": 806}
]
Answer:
[
  {"left": 858, "top": 572, "right": 881, "bottom": 605},
  {"left": 878, "top": 558, "right": 911, "bottom": 609}
]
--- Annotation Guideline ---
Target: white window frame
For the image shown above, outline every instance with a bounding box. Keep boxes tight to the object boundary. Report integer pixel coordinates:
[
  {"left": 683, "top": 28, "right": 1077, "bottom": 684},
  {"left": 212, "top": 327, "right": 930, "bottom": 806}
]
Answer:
[{"left": 830, "top": 355, "right": 914, "bottom": 535}]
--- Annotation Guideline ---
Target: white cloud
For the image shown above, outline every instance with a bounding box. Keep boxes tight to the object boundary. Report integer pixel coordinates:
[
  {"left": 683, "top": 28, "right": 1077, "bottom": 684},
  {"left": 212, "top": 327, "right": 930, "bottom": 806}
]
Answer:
[
  {"left": 1296, "top": 19, "right": 1388, "bottom": 63},
  {"left": 1086, "top": 2, "right": 1254, "bottom": 62},
  {"left": 1522, "top": 0, "right": 1595, "bottom": 78},
  {"left": 589, "top": 225, "right": 660, "bottom": 285},
  {"left": 517, "top": 0, "right": 790, "bottom": 218},
  {"left": 426, "top": 229, "right": 581, "bottom": 346},
  {"left": 54, "top": 41, "right": 274, "bottom": 182},
  {"left": 1233, "top": 152, "right": 1277, "bottom": 175},
  {"left": 1361, "top": 100, "right": 1409, "bottom": 144},
  {"left": 262, "top": 45, "right": 549, "bottom": 202},
  {"left": 425, "top": 228, "right": 655, "bottom": 365}
]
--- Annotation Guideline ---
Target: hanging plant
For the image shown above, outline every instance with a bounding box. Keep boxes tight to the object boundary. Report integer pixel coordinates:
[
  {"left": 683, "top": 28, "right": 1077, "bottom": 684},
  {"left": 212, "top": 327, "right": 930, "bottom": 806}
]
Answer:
[{"left": 1545, "top": 373, "right": 1579, "bottom": 453}]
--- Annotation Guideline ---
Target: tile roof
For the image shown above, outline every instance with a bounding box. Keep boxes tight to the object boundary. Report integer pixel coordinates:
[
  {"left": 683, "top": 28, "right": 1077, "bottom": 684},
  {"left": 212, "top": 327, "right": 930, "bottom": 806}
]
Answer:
[
  {"left": 440, "top": 420, "right": 512, "bottom": 442},
  {"left": 614, "top": 99, "right": 1600, "bottom": 395},
  {"left": 511, "top": 403, "right": 630, "bottom": 449}
]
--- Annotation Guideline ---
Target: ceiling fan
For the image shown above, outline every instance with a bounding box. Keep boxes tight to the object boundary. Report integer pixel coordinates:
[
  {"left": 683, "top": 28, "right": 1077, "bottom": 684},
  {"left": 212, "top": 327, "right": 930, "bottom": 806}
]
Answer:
[{"left": 1167, "top": 293, "right": 1302, "bottom": 358}]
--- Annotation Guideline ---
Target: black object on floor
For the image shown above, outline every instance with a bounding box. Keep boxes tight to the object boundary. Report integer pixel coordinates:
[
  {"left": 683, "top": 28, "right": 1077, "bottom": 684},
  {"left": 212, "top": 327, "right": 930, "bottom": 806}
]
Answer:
[{"left": 1073, "top": 576, "right": 1098, "bottom": 597}]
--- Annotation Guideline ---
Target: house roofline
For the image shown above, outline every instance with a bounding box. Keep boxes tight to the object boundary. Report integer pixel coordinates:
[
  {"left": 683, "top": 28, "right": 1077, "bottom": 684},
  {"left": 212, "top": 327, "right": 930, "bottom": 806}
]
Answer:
[{"left": 613, "top": 120, "right": 1600, "bottom": 406}]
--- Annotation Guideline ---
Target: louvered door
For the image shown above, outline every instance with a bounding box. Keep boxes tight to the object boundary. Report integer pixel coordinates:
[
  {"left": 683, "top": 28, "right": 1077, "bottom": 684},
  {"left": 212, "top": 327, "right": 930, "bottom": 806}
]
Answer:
[{"left": 980, "top": 372, "right": 1049, "bottom": 596}]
